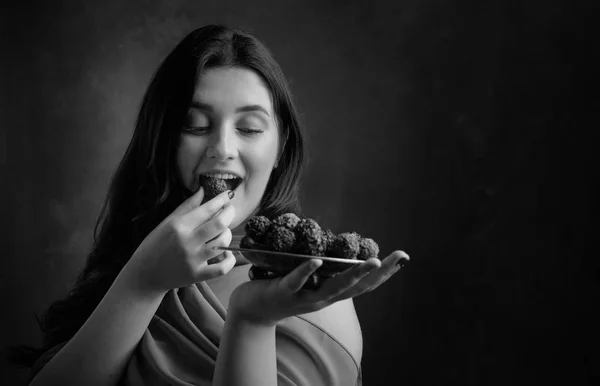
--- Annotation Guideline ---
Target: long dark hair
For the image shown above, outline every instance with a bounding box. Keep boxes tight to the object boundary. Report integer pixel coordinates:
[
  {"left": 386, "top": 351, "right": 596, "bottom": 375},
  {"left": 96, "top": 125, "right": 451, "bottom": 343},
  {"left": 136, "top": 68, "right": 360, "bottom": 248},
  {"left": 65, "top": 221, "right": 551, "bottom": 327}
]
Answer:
[{"left": 10, "top": 24, "right": 306, "bottom": 367}]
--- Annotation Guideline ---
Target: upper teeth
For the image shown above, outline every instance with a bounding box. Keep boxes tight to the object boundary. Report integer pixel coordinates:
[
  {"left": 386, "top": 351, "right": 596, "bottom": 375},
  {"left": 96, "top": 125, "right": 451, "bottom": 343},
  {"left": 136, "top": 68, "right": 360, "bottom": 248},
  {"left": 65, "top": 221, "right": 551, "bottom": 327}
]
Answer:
[{"left": 203, "top": 173, "right": 238, "bottom": 179}]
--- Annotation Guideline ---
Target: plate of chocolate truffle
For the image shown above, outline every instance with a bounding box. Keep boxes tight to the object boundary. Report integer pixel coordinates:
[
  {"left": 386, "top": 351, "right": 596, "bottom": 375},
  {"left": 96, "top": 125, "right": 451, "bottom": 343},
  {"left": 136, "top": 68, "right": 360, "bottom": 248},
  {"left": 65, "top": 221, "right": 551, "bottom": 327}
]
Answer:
[{"left": 214, "top": 213, "right": 382, "bottom": 290}]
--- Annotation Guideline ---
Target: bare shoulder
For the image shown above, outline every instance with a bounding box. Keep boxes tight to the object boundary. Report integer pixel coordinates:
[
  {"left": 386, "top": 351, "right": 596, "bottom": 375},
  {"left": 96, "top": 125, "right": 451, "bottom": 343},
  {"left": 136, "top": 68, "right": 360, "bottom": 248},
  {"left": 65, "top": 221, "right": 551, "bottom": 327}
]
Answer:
[
  {"left": 299, "top": 298, "right": 363, "bottom": 363},
  {"left": 300, "top": 298, "right": 359, "bottom": 327}
]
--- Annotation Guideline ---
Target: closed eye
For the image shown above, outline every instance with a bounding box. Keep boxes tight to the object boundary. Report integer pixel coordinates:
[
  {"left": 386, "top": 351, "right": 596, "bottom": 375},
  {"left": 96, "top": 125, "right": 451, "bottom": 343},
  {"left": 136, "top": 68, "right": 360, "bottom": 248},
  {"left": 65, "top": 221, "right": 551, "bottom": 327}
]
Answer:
[
  {"left": 182, "top": 126, "right": 264, "bottom": 136},
  {"left": 182, "top": 126, "right": 210, "bottom": 135},
  {"left": 237, "top": 127, "right": 264, "bottom": 135}
]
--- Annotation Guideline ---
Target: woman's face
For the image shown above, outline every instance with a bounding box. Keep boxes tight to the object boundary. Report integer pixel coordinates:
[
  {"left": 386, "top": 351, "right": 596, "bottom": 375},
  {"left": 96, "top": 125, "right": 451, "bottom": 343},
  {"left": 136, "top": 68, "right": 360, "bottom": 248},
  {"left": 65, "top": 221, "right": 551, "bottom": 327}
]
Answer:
[{"left": 176, "top": 66, "right": 280, "bottom": 229}]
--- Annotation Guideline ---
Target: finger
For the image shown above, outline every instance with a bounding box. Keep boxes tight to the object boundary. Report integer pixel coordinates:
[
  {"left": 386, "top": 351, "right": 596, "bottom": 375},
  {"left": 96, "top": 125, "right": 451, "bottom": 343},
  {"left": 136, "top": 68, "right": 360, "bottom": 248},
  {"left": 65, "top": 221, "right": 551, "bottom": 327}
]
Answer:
[
  {"left": 195, "top": 204, "right": 236, "bottom": 243},
  {"left": 200, "top": 227, "right": 233, "bottom": 261},
  {"left": 373, "top": 250, "right": 409, "bottom": 278},
  {"left": 280, "top": 259, "right": 323, "bottom": 293},
  {"left": 248, "top": 266, "right": 281, "bottom": 281},
  {"left": 180, "top": 189, "right": 234, "bottom": 228},
  {"left": 195, "top": 251, "right": 237, "bottom": 281},
  {"left": 332, "top": 250, "right": 409, "bottom": 300},
  {"left": 317, "top": 258, "right": 381, "bottom": 298},
  {"left": 169, "top": 187, "right": 206, "bottom": 218},
  {"left": 207, "top": 253, "right": 225, "bottom": 265},
  {"left": 364, "top": 250, "right": 409, "bottom": 289}
]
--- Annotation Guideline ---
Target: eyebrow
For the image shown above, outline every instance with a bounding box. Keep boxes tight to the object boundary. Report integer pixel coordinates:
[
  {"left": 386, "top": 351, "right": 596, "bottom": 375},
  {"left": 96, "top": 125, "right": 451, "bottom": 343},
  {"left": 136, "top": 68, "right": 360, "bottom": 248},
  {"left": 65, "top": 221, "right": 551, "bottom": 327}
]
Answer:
[{"left": 189, "top": 101, "right": 270, "bottom": 116}]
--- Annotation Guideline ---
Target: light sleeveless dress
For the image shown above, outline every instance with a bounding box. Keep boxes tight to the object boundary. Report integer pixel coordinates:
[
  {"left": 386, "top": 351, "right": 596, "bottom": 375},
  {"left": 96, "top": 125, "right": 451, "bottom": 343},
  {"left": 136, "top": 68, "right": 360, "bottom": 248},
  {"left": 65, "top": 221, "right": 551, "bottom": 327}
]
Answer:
[{"left": 32, "top": 235, "right": 364, "bottom": 385}]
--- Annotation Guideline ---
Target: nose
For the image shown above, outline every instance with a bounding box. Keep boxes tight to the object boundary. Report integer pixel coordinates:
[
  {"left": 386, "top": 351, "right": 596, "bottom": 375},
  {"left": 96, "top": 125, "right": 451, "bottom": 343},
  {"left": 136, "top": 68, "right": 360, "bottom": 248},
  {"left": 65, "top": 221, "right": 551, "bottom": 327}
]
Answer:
[{"left": 205, "top": 124, "right": 237, "bottom": 161}]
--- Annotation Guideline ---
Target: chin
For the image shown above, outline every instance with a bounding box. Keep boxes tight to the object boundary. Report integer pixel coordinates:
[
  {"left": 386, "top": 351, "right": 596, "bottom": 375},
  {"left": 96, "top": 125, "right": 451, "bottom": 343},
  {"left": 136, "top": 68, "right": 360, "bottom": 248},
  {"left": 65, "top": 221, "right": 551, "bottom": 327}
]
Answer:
[{"left": 231, "top": 201, "right": 261, "bottom": 230}]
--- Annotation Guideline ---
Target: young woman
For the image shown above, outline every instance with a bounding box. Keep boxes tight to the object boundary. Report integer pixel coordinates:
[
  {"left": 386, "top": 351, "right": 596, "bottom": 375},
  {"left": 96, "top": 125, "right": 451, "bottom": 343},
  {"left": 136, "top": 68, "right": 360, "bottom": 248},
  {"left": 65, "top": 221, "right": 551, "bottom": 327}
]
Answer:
[{"left": 13, "top": 25, "right": 408, "bottom": 386}]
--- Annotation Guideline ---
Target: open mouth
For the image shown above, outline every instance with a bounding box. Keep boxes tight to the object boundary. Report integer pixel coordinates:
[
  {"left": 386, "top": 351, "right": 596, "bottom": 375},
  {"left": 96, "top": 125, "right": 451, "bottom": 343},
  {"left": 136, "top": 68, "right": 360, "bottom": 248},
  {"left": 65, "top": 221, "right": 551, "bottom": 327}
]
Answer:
[
  {"left": 224, "top": 177, "right": 242, "bottom": 191},
  {"left": 198, "top": 174, "right": 243, "bottom": 199}
]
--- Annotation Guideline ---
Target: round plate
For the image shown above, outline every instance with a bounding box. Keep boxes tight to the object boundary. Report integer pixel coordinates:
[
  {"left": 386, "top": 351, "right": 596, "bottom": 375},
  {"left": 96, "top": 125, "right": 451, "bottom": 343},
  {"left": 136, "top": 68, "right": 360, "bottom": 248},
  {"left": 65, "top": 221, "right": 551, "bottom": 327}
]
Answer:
[{"left": 214, "top": 238, "right": 365, "bottom": 278}]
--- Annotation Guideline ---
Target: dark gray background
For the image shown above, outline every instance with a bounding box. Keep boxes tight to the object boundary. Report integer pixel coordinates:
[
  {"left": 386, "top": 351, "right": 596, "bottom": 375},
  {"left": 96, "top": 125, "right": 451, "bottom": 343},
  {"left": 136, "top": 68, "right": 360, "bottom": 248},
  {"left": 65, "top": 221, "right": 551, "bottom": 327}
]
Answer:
[{"left": 2, "top": 0, "right": 598, "bottom": 385}]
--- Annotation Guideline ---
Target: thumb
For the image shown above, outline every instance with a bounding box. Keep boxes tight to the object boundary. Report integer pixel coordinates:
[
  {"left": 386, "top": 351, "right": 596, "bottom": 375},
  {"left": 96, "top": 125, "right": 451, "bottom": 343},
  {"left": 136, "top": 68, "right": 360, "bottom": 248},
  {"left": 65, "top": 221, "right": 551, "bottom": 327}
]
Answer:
[{"left": 171, "top": 187, "right": 205, "bottom": 217}]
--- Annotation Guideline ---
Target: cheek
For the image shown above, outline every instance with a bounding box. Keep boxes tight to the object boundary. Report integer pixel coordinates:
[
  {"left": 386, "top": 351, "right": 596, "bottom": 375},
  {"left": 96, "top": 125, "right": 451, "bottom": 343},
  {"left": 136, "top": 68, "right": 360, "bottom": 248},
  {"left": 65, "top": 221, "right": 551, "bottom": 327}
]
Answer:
[
  {"left": 176, "top": 137, "right": 203, "bottom": 186},
  {"left": 242, "top": 138, "right": 279, "bottom": 194}
]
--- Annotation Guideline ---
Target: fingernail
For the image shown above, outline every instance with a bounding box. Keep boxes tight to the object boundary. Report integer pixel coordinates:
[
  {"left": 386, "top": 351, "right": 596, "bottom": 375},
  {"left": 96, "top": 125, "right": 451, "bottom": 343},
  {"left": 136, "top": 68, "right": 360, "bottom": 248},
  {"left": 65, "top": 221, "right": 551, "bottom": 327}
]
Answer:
[
  {"left": 228, "top": 190, "right": 235, "bottom": 199},
  {"left": 396, "top": 258, "right": 409, "bottom": 268},
  {"left": 310, "top": 259, "right": 321, "bottom": 269}
]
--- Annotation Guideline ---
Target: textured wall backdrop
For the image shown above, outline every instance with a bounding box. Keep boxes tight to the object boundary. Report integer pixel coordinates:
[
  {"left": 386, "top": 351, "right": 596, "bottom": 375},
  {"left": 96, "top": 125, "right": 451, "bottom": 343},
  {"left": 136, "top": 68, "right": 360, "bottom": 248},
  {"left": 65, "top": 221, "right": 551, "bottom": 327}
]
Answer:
[{"left": 2, "top": 0, "right": 598, "bottom": 385}]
